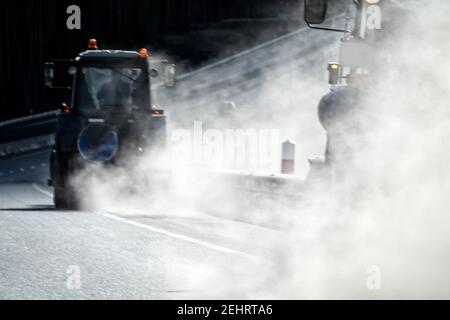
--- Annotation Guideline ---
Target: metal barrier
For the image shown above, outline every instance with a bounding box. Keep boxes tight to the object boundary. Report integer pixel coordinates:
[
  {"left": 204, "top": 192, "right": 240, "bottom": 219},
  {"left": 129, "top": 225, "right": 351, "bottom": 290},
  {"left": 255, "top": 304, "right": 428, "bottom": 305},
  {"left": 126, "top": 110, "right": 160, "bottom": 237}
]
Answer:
[
  {"left": 0, "top": 110, "right": 58, "bottom": 129},
  {"left": 0, "top": 111, "right": 58, "bottom": 156},
  {"left": 169, "top": 167, "right": 307, "bottom": 228}
]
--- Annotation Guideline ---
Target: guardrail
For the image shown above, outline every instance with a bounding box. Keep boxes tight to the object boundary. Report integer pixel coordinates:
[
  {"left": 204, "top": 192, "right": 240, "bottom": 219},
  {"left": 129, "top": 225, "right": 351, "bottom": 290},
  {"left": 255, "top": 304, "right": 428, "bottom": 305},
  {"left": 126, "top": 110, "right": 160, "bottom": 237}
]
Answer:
[
  {"left": 0, "top": 111, "right": 58, "bottom": 156},
  {"left": 170, "top": 167, "right": 308, "bottom": 228},
  {"left": 0, "top": 134, "right": 55, "bottom": 157},
  {"left": 0, "top": 110, "right": 58, "bottom": 129},
  {"left": 0, "top": 110, "right": 58, "bottom": 143}
]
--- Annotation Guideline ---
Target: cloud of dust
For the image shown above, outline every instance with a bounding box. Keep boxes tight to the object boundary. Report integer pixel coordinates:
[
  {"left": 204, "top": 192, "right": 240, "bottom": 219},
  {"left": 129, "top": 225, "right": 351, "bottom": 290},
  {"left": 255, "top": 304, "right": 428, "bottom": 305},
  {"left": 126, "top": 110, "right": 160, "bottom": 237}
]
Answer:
[
  {"left": 270, "top": 0, "right": 450, "bottom": 299},
  {"left": 70, "top": 0, "right": 449, "bottom": 299}
]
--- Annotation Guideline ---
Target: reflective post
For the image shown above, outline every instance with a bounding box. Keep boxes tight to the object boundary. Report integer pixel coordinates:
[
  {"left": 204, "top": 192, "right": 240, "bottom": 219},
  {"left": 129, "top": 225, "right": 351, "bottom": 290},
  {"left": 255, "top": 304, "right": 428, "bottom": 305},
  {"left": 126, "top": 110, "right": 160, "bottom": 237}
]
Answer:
[{"left": 281, "top": 140, "right": 295, "bottom": 174}]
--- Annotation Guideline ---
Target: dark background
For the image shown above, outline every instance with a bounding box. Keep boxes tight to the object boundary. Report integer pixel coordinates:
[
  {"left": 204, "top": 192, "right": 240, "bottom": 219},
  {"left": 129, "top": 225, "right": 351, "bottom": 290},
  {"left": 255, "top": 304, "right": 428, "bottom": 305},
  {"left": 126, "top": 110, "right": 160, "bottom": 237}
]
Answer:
[{"left": 0, "top": 0, "right": 309, "bottom": 121}]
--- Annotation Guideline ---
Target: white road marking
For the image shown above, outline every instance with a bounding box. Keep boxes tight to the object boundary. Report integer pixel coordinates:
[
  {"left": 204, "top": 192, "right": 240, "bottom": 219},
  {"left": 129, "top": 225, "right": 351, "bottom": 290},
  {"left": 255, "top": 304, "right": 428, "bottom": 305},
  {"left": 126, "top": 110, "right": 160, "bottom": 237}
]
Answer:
[
  {"left": 20, "top": 168, "right": 25, "bottom": 172},
  {"left": 98, "top": 212, "right": 254, "bottom": 258},
  {"left": 31, "top": 183, "right": 254, "bottom": 258},
  {"left": 32, "top": 183, "right": 53, "bottom": 198}
]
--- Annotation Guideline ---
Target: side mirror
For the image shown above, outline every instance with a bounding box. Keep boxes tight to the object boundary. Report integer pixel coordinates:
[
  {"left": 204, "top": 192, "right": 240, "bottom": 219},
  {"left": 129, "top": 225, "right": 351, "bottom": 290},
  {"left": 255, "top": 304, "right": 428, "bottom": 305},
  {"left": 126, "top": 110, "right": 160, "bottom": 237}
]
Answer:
[
  {"left": 164, "top": 64, "right": 176, "bottom": 87},
  {"left": 304, "top": 0, "right": 328, "bottom": 25},
  {"left": 44, "top": 62, "right": 55, "bottom": 87}
]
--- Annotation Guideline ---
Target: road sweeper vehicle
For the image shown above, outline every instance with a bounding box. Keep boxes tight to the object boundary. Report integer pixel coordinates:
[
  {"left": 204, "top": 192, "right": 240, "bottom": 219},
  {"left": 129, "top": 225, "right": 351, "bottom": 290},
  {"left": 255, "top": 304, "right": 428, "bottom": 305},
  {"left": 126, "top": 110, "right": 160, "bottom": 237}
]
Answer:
[
  {"left": 304, "top": 0, "right": 410, "bottom": 176},
  {"left": 45, "top": 39, "right": 175, "bottom": 209}
]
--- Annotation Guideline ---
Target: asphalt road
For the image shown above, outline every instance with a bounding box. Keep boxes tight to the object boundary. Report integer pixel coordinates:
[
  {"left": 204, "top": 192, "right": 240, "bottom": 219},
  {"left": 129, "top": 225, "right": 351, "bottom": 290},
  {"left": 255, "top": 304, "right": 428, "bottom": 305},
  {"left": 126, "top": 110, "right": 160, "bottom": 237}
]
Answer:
[{"left": 0, "top": 148, "right": 288, "bottom": 299}]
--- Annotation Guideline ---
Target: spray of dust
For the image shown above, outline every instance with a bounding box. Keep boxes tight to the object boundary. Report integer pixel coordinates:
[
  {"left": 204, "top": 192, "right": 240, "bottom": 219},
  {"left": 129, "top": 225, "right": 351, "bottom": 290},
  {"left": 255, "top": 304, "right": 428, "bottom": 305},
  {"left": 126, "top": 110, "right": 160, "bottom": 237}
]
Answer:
[
  {"left": 272, "top": 0, "right": 450, "bottom": 299},
  {"left": 71, "top": 0, "right": 449, "bottom": 299}
]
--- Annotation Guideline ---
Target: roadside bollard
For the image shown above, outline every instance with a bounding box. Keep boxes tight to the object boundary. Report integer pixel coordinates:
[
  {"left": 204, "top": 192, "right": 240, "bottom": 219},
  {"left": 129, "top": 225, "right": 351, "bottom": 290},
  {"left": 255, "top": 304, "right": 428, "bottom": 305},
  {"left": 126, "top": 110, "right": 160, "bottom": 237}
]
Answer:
[{"left": 281, "top": 140, "right": 295, "bottom": 174}]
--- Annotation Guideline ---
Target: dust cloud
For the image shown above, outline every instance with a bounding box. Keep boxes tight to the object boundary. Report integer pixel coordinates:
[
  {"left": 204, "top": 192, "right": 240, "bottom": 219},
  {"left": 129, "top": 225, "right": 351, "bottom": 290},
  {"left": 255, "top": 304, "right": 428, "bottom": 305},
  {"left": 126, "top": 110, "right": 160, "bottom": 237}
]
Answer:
[
  {"left": 72, "top": 0, "right": 449, "bottom": 299},
  {"left": 276, "top": 0, "right": 450, "bottom": 299}
]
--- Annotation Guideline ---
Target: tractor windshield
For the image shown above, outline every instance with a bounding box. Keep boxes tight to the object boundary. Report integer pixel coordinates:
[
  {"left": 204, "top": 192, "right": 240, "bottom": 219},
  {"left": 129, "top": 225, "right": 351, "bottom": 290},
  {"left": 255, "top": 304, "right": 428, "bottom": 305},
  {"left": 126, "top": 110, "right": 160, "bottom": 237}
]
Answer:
[{"left": 75, "top": 67, "right": 149, "bottom": 114}]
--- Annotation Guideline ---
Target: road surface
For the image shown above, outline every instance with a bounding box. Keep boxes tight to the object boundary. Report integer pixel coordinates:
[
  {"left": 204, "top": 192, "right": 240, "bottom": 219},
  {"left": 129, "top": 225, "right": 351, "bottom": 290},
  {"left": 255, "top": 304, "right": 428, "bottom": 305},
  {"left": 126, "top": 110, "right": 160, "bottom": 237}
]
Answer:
[{"left": 0, "top": 148, "right": 287, "bottom": 299}]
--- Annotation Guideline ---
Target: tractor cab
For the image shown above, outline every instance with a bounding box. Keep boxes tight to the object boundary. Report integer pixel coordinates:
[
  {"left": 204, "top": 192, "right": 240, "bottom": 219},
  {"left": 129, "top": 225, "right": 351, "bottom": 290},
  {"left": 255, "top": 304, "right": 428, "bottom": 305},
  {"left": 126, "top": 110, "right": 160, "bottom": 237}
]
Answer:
[{"left": 44, "top": 39, "right": 175, "bottom": 209}]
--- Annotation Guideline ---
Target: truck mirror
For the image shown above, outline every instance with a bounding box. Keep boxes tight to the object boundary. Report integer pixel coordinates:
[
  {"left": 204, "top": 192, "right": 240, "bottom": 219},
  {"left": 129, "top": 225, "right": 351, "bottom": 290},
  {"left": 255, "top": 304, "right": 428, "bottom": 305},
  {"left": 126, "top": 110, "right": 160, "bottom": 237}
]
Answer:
[
  {"left": 164, "top": 64, "right": 176, "bottom": 87},
  {"left": 44, "top": 62, "right": 55, "bottom": 87},
  {"left": 304, "top": 0, "right": 328, "bottom": 25}
]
